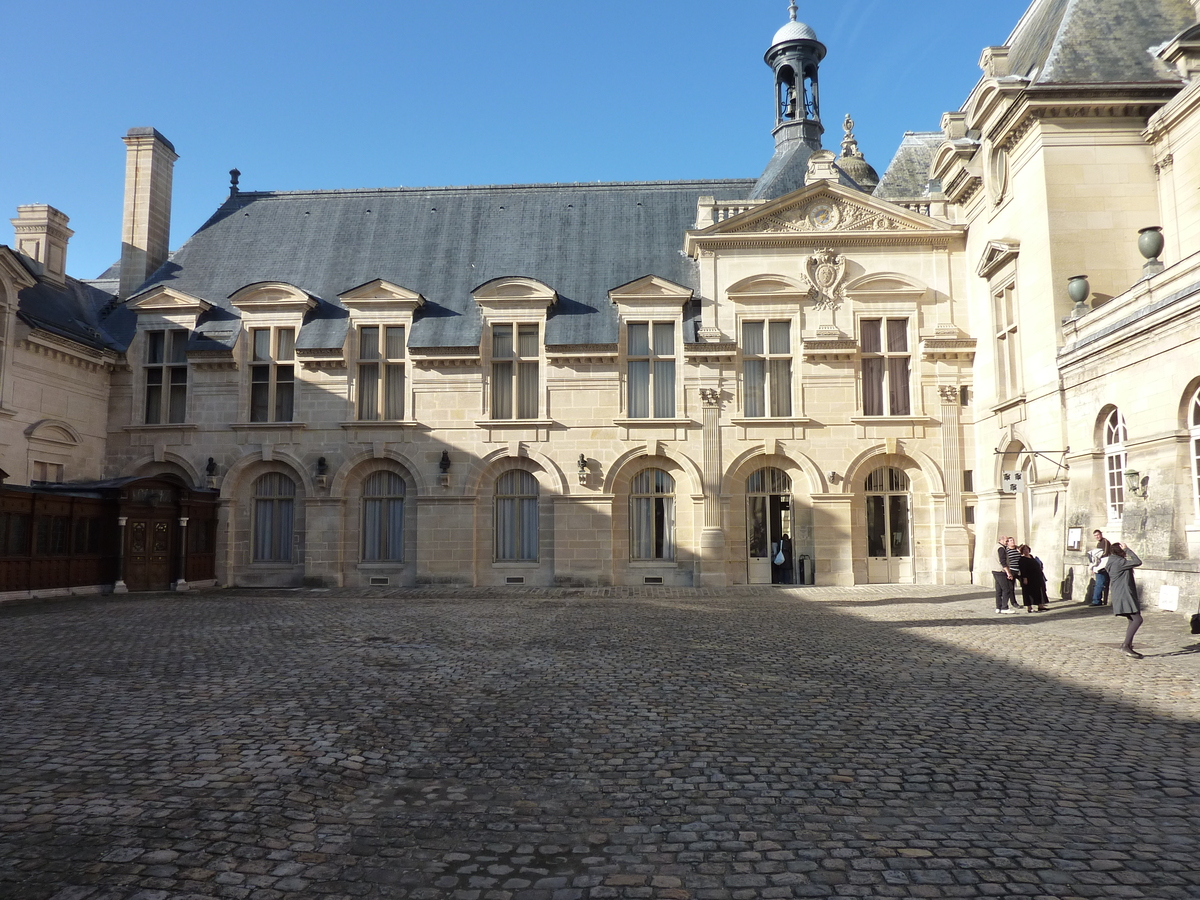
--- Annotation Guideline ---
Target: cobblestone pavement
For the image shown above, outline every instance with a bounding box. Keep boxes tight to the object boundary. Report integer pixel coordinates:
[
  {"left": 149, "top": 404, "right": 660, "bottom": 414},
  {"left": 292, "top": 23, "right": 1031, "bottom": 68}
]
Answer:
[{"left": 1, "top": 585, "right": 1199, "bottom": 900}]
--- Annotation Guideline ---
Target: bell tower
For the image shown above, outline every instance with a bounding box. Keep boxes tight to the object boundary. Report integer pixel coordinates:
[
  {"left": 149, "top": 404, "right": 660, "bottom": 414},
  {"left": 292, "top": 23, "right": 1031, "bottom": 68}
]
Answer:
[
  {"left": 767, "top": 1, "right": 826, "bottom": 148},
  {"left": 750, "top": 2, "right": 828, "bottom": 200}
]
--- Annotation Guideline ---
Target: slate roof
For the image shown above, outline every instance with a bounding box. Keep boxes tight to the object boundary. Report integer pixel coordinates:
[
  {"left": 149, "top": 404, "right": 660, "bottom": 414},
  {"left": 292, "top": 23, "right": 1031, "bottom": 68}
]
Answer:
[
  {"left": 874, "top": 132, "right": 943, "bottom": 201},
  {"left": 3, "top": 251, "right": 126, "bottom": 352},
  {"left": 134, "top": 179, "right": 756, "bottom": 350},
  {"left": 1005, "top": 0, "right": 1192, "bottom": 86}
]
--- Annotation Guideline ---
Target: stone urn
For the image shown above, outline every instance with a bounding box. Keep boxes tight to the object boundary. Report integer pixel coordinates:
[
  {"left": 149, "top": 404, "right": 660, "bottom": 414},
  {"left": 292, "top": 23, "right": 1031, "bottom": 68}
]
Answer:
[
  {"left": 1067, "top": 275, "right": 1090, "bottom": 304},
  {"left": 1138, "top": 226, "right": 1165, "bottom": 262}
]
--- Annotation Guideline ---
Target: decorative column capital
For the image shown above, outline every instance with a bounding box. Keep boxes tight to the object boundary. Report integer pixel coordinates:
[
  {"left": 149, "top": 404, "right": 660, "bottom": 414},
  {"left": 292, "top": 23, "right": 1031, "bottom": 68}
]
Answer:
[
  {"left": 700, "top": 388, "right": 722, "bottom": 408},
  {"left": 938, "top": 385, "right": 960, "bottom": 405}
]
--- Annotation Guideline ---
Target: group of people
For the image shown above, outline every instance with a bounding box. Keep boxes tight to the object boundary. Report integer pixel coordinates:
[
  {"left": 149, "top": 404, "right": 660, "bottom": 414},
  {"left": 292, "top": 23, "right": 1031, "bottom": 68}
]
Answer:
[
  {"left": 992, "top": 536, "right": 1049, "bottom": 613},
  {"left": 990, "top": 528, "right": 1145, "bottom": 659}
]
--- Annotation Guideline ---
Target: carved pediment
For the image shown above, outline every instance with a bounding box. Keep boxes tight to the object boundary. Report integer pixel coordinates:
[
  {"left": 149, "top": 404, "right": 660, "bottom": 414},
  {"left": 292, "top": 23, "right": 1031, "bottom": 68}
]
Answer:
[
  {"left": 0, "top": 247, "right": 38, "bottom": 290},
  {"left": 129, "top": 285, "right": 212, "bottom": 315},
  {"left": 229, "top": 282, "right": 319, "bottom": 313},
  {"left": 473, "top": 276, "right": 557, "bottom": 308},
  {"left": 25, "top": 419, "right": 81, "bottom": 446},
  {"left": 338, "top": 279, "right": 424, "bottom": 311},
  {"left": 977, "top": 240, "right": 1020, "bottom": 279},
  {"left": 608, "top": 275, "right": 693, "bottom": 305},
  {"left": 695, "top": 183, "right": 958, "bottom": 241}
]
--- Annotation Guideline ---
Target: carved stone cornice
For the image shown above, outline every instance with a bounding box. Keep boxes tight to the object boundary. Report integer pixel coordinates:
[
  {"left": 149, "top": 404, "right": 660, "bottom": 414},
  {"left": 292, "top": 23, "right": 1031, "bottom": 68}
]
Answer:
[
  {"left": 20, "top": 333, "right": 116, "bottom": 373},
  {"left": 546, "top": 344, "right": 618, "bottom": 366},
  {"left": 684, "top": 342, "right": 736, "bottom": 364}
]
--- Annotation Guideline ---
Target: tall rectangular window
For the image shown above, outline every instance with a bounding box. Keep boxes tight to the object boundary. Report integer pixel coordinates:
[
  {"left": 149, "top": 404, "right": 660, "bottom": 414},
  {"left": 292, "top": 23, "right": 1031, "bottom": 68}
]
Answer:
[
  {"left": 357, "top": 325, "right": 405, "bottom": 420},
  {"left": 994, "top": 285, "right": 1020, "bottom": 401},
  {"left": 144, "top": 328, "right": 188, "bottom": 424},
  {"left": 249, "top": 327, "right": 295, "bottom": 423},
  {"left": 742, "top": 320, "right": 792, "bottom": 417},
  {"left": 861, "top": 318, "right": 911, "bottom": 416},
  {"left": 491, "top": 324, "right": 539, "bottom": 419},
  {"left": 628, "top": 322, "right": 675, "bottom": 418}
]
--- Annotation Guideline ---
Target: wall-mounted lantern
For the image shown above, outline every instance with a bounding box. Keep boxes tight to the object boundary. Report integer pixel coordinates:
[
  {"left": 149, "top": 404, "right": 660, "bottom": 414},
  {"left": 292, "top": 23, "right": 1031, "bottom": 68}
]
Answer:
[
  {"left": 1124, "top": 468, "right": 1147, "bottom": 498},
  {"left": 439, "top": 450, "right": 451, "bottom": 488}
]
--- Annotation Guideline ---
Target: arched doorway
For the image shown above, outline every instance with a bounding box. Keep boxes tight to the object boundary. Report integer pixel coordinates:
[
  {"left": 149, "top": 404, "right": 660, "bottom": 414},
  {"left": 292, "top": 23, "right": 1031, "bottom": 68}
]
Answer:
[
  {"left": 747, "top": 467, "right": 795, "bottom": 584},
  {"left": 865, "top": 466, "right": 913, "bottom": 584}
]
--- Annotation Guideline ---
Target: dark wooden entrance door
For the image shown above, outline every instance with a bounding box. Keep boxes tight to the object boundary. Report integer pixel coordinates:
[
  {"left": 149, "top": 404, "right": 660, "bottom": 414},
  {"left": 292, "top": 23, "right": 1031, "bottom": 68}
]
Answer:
[{"left": 124, "top": 515, "right": 176, "bottom": 591}]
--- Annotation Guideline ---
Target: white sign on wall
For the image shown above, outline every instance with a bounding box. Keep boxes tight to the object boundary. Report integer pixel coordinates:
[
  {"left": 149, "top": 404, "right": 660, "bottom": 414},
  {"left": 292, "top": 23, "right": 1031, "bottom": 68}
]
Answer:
[{"left": 1002, "top": 471, "right": 1026, "bottom": 494}]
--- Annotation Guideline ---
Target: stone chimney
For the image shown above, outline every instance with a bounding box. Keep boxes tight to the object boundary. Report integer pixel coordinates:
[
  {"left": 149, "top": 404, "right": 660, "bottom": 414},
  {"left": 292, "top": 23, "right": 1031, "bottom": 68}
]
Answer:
[
  {"left": 10, "top": 205, "right": 73, "bottom": 288},
  {"left": 119, "top": 127, "right": 177, "bottom": 300}
]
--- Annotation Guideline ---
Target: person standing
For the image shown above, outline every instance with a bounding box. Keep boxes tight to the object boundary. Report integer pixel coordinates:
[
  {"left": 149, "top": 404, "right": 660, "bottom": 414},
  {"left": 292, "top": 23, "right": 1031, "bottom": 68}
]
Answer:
[
  {"left": 992, "top": 536, "right": 1018, "bottom": 613},
  {"left": 1105, "top": 543, "right": 1144, "bottom": 658},
  {"left": 1018, "top": 544, "right": 1049, "bottom": 612},
  {"left": 1089, "top": 529, "right": 1111, "bottom": 605}
]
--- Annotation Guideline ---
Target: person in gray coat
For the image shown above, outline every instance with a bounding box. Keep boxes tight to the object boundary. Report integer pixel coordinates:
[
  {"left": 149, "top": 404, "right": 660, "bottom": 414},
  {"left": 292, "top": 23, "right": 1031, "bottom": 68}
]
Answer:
[{"left": 1104, "top": 543, "right": 1143, "bottom": 659}]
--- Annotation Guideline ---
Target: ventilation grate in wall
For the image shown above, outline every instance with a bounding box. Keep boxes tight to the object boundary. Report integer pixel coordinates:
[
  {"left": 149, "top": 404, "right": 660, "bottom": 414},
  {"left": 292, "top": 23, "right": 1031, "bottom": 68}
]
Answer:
[
  {"left": 644, "top": 576, "right": 664, "bottom": 585},
  {"left": 506, "top": 576, "right": 526, "bottom": 585},
  {"left": 369, "top": 577, "right": 390, "bottom": 586}
]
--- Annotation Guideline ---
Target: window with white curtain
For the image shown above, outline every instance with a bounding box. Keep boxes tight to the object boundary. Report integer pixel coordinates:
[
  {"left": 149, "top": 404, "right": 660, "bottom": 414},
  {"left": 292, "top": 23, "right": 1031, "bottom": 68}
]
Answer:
[
  {"left": 491, "top": 324, "right": 539, "bottom": 419},
  {"left": 253, "top": 472, "right": 295, "bottom": 562},
  {"left": 495, "top": 470, "right": 538, "bottom": 561},
  {"left": 742, "top": 320, "right": 792, "bottom": 417},
  {"left": 144, "top": 328, "right": 189, "bottom": 424},
  {"left": 861, "top": 318, "right": 911, "bottom": 416},
  {"left": 627, "top": 322, "right": 675, "bottom": 418},
  {"left": 1104, "top": 409, "right": 1128, "bottom": 519},
  {"left": 361, "top": 471, "right": 405, "bottom": 561},
  {"left": 249, "top": 327, "right": 295, "bottom": 422},
  {"left": 357, "top": 325, "right": 405, "bottom": 420},
  {"left": 630, "top": 468, "right": 675, "bottom": 560},
  {"left": 1191, "top": 386, "right": 1200, "bottom": 518}
]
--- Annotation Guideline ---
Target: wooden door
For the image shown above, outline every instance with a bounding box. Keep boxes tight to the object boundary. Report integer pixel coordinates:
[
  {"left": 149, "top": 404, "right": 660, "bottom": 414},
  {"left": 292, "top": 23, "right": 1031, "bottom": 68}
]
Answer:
[{"left": 125, "top": 517, "right": 175, "bottom": 591}]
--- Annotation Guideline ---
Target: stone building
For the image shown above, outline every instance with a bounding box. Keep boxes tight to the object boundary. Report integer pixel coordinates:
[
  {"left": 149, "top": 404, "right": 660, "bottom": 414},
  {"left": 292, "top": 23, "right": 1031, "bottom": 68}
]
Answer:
[{"left": 1, "top": 0, "right": 1198, "bottom": 607}]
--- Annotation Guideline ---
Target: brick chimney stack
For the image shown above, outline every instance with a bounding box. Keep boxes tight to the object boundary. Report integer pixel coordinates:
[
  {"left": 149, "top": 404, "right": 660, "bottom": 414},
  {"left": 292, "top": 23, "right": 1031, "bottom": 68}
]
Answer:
[
  {"left": 10, "top": 205, "right": 74, "bottom": 288},
  {"left": 119, "top": 127, "right": 177, "bottom": 300}
]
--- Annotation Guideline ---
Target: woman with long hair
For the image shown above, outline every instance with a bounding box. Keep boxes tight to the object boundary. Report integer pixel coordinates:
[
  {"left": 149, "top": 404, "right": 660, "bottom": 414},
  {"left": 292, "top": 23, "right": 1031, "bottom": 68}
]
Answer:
[{"left": 1105, "top": 543, "right": 1144, "bottom": 659}]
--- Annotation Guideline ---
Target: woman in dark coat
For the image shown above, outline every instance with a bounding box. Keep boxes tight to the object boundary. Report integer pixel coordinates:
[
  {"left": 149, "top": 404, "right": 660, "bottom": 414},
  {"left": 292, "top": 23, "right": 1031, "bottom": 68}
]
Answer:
[
  {"left": 1104, "top": 543, "right": 1143, "bottom": 658},
  {"left": 1017, "top": 545, "right": 1048, "bottom": 612}
]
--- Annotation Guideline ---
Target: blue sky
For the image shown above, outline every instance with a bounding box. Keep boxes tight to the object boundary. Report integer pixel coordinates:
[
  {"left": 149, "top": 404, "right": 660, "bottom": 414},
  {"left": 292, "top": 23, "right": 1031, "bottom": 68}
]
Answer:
[{"left": 3, "top": 1, "right": 1029, "bottom": 280}]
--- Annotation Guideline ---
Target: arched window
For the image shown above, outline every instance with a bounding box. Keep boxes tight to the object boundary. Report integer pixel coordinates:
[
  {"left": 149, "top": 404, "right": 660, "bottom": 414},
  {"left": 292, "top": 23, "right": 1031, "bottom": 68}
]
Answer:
[
  {"left": 253, "top": 472, "right": 295, "bottom": 562},
  {"left": 1104, "top": 409, "right": 1127, "bottom": 519},
  {"left": 630, "top": 469, "right": 675, "bottom": 560},
  {"left": 362, "top": 471, "right": 405, "bottom": 562},
  {"left": 1190, "top": 386, "right": 1200, "bottom": 516},
  {"left": 495, "top": 470, "right": 538, "bottom": 561}
]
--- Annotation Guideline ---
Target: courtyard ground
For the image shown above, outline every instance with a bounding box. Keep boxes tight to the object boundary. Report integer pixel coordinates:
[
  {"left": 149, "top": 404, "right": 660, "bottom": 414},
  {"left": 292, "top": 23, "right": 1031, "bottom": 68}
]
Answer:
[{"left": 0, "top": 585, "right": 1198, "bottom": 900}]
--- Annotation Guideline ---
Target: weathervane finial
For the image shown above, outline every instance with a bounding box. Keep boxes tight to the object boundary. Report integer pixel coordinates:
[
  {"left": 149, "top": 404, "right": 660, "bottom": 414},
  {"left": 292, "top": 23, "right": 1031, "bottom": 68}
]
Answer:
[{"left": 789, "top": 1, "right": 798, "bottom": 21}]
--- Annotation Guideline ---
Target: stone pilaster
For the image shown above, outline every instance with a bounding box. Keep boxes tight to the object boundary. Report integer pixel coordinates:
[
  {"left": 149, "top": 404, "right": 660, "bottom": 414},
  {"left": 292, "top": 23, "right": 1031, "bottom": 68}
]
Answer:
[
  {"left": 939, "top": 385, "right": 972, "bottom": 584},
  {"left": 699, "top": 388, "right": 727, "bottom": 587}
]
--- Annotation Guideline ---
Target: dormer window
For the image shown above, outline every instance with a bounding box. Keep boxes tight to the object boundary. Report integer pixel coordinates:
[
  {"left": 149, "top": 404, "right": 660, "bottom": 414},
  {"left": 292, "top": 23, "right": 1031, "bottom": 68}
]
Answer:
[
  {"left": 250, "top": 327, "right": 295, "bottom": 423},
  {"left": 144, "top": 328, "right": 188, "bottom": 424},
  {"left": 491, "top": 323, "right": 539, "bottom": 420},
  {"left": 357, "top": 325, "right": 405, "bottom": 421},
  {"left": 627, "top": 322, "right": 675, "bottom": 419}
]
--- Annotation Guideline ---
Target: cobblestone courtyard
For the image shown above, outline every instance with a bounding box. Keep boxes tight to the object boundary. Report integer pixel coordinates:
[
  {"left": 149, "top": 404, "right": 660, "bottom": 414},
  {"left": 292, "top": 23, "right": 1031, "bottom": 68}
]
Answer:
[{"left": 1, "top": 586, "right": 1198, "bottom": 900}]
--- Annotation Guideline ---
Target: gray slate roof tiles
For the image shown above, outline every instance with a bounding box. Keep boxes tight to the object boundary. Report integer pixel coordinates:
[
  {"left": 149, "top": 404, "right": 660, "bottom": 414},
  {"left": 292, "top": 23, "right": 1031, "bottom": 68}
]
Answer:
[
  {"left": 137, "top": 180, "right": 756, "bottom": 350},
  {"left": 874, "top": 132, "right": 943, "bottom": 201},
  {"left": 1007, "top": 0, "right": 1191, "bottom": 85}
]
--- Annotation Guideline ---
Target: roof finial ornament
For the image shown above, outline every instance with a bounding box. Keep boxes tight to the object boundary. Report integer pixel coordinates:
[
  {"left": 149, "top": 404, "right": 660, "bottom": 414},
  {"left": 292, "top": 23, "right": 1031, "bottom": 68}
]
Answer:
[
  {"left": 229, "top": 168, "right": 241, "bottom": 197},
  {"left": 841, "top": 113, "right": 861, "bottom": 158},
  {"left": 789, "top": 0, "right": 798, "bottom": 21}
]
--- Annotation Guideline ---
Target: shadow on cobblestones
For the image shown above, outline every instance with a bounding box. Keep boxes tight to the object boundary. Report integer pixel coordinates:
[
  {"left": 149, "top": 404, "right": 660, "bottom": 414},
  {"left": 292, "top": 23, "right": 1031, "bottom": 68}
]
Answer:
[{"left": 0, "top": 587, "right": 1198, "bottom": 900}]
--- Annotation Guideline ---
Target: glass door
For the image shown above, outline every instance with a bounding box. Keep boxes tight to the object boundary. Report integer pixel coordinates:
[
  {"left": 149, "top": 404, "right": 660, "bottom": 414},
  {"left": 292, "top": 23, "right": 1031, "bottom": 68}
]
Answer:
[
  {"left": 865, "top": 466, "right": 914, "bottom": 583},
  {"left": 747, "top": 467, "right": 795, "bottom": 584}
]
